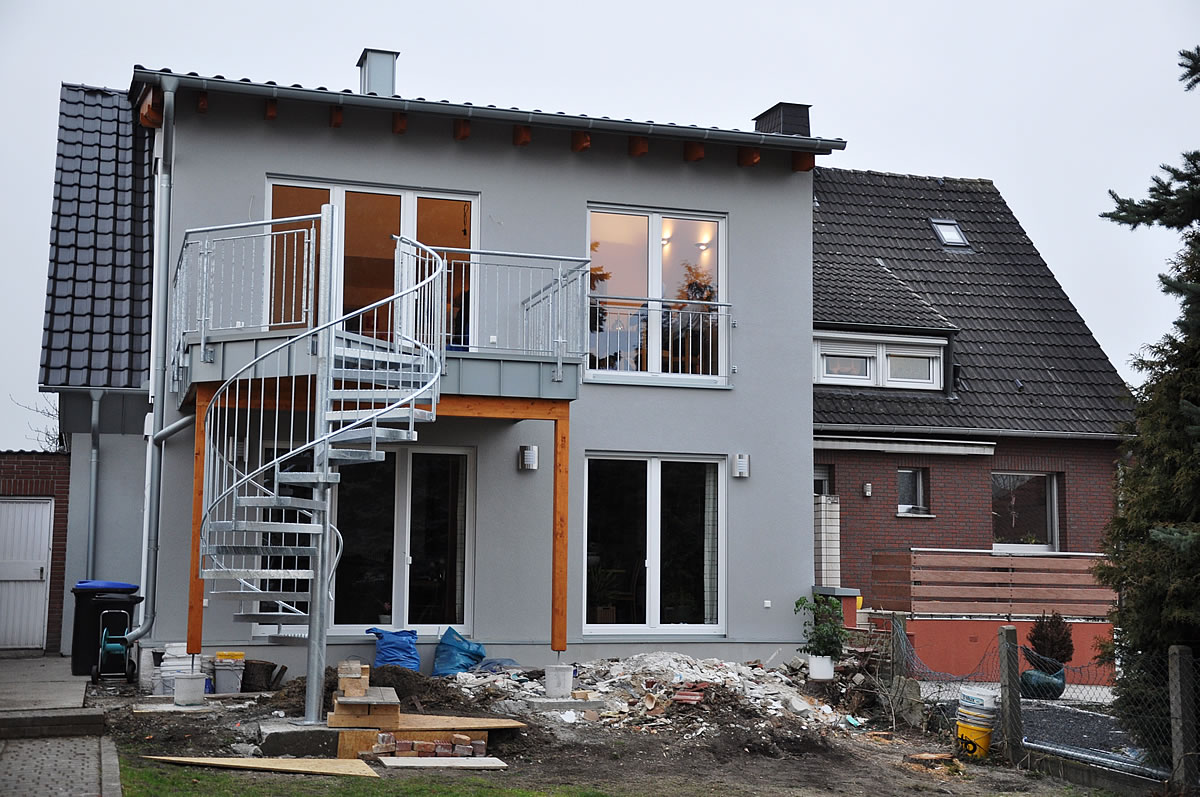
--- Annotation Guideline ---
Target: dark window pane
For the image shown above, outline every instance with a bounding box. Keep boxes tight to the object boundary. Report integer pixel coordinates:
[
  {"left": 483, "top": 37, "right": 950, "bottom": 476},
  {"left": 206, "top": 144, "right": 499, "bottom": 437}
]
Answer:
[
  {"left": 408, "top": 453, "right": 467, "bottom": 625},
  {"left": 660, "top": 461, "right": 718, "bottom": 624},
  {"left": 586, "top": 459, "right": 647, "bottom": 624},
  {"left": 334, "top": 453, "right": 397, "bottom": 625},
  {"left": 992, "top": 473, "right": 1049, "bottom": 545}
]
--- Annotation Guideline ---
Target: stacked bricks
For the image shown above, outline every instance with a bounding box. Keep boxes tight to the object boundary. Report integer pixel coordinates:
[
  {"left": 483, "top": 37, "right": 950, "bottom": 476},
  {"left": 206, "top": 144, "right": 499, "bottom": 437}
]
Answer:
[
  {"left": 358, "top": 733, "right": 489, "bottom": 760},
  {"left": 0, "top": 452, "right": 70, "bottom": 652}
]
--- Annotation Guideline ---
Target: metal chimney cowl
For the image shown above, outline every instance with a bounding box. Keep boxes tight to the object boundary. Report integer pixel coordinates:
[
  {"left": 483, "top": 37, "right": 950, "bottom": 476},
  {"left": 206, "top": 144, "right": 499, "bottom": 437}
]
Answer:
[{"left": 357, "top": 48, "right": 400, "bottom": 96}]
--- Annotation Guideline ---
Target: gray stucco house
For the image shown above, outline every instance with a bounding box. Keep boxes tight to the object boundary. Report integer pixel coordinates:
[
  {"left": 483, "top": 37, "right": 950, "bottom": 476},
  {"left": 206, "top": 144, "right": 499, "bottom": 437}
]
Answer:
[{"left": 40, "top": 52, "right": 845, "bottom": 679}]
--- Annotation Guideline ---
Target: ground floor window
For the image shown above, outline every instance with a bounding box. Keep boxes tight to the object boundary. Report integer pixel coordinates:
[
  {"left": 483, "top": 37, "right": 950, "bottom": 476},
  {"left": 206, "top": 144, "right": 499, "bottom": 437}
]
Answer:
[
  {"left": 584, "top": 455, "right": 723, "bottom": 633},
  {"left": 991, "top": 472, "right": 1058, "bottom": 550},
  {"left": 897, "top": 467, "right": 930, "bottom": 515}
]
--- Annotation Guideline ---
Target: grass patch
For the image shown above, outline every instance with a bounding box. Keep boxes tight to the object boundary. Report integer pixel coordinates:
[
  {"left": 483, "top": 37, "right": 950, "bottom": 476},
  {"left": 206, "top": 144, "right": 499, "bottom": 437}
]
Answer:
[{"left": 121, "top": 755, "right": 613, "bottom": 797}]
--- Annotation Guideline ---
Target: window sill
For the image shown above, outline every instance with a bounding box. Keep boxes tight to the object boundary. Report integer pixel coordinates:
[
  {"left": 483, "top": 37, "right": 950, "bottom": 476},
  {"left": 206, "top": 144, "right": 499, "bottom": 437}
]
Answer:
[
  {"left": 584, "top": 372, "right": 731, "bottom": 389},
  {"left": 895, "top": 512, "right": 937, "bottom": 519}
]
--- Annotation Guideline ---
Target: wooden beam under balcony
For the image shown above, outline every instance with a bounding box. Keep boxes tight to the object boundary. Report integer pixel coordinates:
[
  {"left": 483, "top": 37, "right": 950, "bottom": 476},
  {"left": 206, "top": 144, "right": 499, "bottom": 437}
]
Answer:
[
  {"left": 453, "top": 119, "right": 471, "bottom": 140},
  {"left": 683, "top": 141, "right": 705, "bottom": 162},
  {"left": 186, "top": 382, "right": 216, "bottom": 655},
  {"left": 628, "top": 136, "right": 649, "bottom": 158},
  {"left": 265, "top": 98, "right": 278, "bottom": 121},
  {"left": 512, "top": 125, "right": 532, "bottom": 146},
  {"left": 570, "top": 131, "right": 591, "bottom": 152},
  {"left": 392, "top": 112, "right": 407, "bottom": 134}
]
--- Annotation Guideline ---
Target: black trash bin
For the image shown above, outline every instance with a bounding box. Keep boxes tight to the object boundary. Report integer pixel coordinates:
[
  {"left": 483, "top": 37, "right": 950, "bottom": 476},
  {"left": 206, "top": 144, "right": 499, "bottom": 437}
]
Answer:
[{"left": 70, "top": 580, "right": 141, "bottom": 676}]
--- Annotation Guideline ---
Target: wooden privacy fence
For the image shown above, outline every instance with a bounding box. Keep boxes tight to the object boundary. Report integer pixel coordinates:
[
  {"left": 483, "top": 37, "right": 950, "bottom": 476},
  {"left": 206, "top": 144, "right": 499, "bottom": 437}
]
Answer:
[{"left": 871, "top": 548, "right": 1116, "bottom": 617}]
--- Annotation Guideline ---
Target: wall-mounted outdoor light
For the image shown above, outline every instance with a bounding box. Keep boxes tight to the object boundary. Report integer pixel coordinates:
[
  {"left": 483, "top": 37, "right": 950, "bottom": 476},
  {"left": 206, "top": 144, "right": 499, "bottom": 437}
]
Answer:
[
  {"left": 518, "top": 445, "right": 539, "bottom": 471},
  {"left": 733, "top": 453, "right": 750, "bottom": 478},
  {"left": 862, "top": 482, "right": 872, "bottom": 497}
]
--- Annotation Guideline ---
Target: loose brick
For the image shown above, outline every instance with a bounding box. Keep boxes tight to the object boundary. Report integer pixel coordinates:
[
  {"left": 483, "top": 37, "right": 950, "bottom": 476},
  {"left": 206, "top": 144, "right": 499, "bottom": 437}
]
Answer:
[
  {"left": 453, "top": 744, "right": 473, "bottom": 756},
  {"left": 450, "top": 733, "right": 471, "bottom": 746},
  {"left": 412, "top": 741, "right": 436, "bottom": 753},
  {"left": 470, "top": 740, "right": 487, "bottom": 755}
]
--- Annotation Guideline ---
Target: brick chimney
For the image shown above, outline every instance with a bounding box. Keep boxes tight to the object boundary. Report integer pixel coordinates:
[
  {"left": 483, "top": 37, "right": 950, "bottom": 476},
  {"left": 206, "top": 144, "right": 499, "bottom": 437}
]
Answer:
[{"left": 753, "top": 102, "right": 811, "bottom": 136}]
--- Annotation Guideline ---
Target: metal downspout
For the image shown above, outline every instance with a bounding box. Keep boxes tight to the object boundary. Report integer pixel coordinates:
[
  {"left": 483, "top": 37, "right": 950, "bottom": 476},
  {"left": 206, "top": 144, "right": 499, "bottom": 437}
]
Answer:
[
  {"left": 126, "top": 85, "right": 175, "bottom": 644},
  {"left": 85, "top": 390, "right": 102, "bottom": 580}
]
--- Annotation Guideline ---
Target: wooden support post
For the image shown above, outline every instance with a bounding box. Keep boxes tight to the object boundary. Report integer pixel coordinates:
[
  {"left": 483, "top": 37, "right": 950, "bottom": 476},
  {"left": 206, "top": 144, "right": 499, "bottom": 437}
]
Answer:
[
  {"left": 791, "top": 151, "right": 815, "bottom": 172},
  {"left": 512, "top": 125, "right": 532, "bottom": 146},
  {"left": 627, "top": 136, "right": 649, "bottom": 158},
  {"left": 551, "top": 412, "right": 569, "bottom": 652},
  {"left": 196, "top": 91, "right": 208, "bottom": 113},
  {"left": 329, "top": 106, "right": 343, "bottom": 128},
  {"left": 683, "top": 141, "right": 705, "bottom": 162},
  {"left": 570, "top": 131, "right": 590, "bottom": 152},
  {"left": 1170, "top": 645, "right": 1197, "bottom": 791},
  {"left": 391, "top": 112, "right": 407, "bottom": 134},
  {"left": 265, "top": 98, "right": 278, "bottom": 121},
  {"left": 999, "top": 625, "right": 1024, "bottom": 765},
  {"left": 453, "top": 119, "right": 471, "bottom": 140},
  {"left": 187, "top": 384, "right": 215, "bottom": 655},
  {"left": 737, "top": 147, "right": 760, "bottom": 168}
]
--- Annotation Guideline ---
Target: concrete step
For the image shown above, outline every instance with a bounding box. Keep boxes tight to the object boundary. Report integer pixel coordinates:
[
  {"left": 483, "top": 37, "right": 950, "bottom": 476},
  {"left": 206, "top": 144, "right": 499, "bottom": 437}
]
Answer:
[{"left": 0, "top": 708, "right": 105, "bottom": 739}]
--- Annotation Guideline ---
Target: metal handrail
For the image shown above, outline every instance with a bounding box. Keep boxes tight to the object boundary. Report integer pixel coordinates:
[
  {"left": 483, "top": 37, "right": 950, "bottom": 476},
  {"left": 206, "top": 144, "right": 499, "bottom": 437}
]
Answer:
[{"left": 590, "top": 293, "right": 731, "bottom": 308}]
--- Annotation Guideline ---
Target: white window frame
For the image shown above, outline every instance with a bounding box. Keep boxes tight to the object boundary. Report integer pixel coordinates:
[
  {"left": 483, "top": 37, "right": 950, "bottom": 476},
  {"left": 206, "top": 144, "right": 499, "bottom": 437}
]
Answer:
[
  {"left": 265, "top": 177, "right": 480, "bottom": 329},
  {"left": 582, "top": 453, "right": 727, "bottom": 636},
  {"left": 897, "top": 467, "right": 932, "bottom": 516},
  {"left": 931, "top": 218, "right": 969, "bottom": 247},
  {"left": 585, "top": 206, "right": 729, "bottom": 387},
  {"left": 324, "top": 445, "right": 476, "bottom": 639},
  {"left": 814, "top": 331, "right": 944, "bottom": 390},
  {"left": 991, "top": 471, "right": 1059, "bottom": 553}
]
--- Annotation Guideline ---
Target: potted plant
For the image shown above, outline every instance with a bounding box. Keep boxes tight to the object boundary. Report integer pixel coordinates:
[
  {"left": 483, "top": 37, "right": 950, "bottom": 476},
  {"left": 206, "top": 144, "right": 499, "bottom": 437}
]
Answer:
[
  {"left": 1019, "top": 611, "right": 1073, "bottom": 699},
  {"left": 795, "top": 593, "right": 848, "bottom": 680}
]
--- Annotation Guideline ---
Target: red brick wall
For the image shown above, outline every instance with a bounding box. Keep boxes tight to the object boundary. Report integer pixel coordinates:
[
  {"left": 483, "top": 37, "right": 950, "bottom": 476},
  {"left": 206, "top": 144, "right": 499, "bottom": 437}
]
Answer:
[
  {"left": 0, "top": 451, "right": 71, "bottom": 651},
  {"left": 816, "top": 438, "right": 1118, "bottom": 605}
]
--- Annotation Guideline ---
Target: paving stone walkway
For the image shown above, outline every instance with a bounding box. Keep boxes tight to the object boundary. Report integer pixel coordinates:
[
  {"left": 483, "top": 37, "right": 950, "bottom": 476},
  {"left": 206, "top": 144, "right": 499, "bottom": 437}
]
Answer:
[{"left": 0, "top": 736, "right": 101, "bottom": 796}]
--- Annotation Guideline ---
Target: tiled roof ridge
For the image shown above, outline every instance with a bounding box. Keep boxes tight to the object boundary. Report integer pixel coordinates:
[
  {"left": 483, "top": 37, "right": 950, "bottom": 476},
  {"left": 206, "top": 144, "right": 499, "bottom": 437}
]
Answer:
[
  {"left": 61, "top": 82, "right": 126, "bottom": 95},
  {"left": 819, "top": 165, "right": 996, "bottom": 187}
]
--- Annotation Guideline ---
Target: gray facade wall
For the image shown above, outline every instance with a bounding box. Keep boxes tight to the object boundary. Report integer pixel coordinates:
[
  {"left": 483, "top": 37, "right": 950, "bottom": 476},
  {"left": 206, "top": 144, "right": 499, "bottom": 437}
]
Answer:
[{"left": 77, "top": 90, "right": 815, "bottom": 669}]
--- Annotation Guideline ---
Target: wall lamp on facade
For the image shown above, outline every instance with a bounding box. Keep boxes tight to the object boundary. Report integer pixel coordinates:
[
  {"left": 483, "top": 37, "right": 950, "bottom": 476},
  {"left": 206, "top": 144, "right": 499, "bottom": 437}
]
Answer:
[
  {"left": 862, "top": 482, "right": 872, "bottom": 497},
  {"left": 518, "top": 445, "right": 539, "bottom": 471},
  {"left": 695, "top": 242, "right": 709, "bottom": 251},
  {"left": 733, "top": 453, "right": 750, "bottom": 478}
]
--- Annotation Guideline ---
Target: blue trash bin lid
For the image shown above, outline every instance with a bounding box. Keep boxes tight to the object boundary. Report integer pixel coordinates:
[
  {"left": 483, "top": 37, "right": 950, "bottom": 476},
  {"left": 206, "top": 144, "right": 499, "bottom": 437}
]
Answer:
[{"left": 73, "top": 580, "right": 139, "bottom": 593}]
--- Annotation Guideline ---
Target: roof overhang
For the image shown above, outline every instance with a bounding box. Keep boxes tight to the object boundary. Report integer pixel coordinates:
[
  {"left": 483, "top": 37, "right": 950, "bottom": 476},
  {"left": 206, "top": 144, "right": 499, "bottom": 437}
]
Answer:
[
  {"left": 814, "top": 435, "right": 995, "bottom": 456},
  {"left": 130, "top": 68, "right": 848, "bottom": 155},
  {"left": 814, "top": 422, "right": 1128, "bottom": 441}
]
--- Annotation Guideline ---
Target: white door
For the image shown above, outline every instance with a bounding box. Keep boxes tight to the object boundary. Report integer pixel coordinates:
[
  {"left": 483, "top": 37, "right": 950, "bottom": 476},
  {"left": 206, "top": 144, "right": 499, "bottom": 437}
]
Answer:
[{"left": 0, "top": 499, "right": 53, "bottom": 648}]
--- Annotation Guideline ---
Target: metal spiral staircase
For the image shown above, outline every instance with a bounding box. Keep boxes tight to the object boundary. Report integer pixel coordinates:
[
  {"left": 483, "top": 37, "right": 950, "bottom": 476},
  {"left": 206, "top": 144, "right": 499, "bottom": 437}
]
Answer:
[{"left": 195, "top": 214, "right": 446, "bottom": 719}]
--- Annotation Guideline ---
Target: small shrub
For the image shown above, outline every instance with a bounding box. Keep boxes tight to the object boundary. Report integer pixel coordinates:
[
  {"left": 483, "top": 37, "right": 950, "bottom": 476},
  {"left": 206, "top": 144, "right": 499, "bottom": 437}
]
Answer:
[
  {"left": 1025, "top": 611, "right": 1074, "bottom": 672},
  {"left": 795, "top": 594, "right": 848, "bottom": 659}
]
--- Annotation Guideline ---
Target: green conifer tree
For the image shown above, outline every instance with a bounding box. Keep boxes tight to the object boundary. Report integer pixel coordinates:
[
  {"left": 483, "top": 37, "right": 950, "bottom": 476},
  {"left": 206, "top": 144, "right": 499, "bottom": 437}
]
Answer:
[{"left": 1094, "top": 46, "right": 1200, "bottom": 763}]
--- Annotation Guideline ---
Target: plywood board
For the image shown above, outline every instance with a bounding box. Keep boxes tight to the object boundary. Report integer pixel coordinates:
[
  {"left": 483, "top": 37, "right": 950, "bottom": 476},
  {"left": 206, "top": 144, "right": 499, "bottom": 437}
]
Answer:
[
  {"left": 143, "top": 756, "right": 378, "bottom": 777},
  {"left": 336, "top": 686, "right": 399, "bottom": 704},
  {"left": 380, "top": 756, "right": 507, "bottom": 770},
  {"left": 384, "top": 713, "right": 526, "bottom": 731}
]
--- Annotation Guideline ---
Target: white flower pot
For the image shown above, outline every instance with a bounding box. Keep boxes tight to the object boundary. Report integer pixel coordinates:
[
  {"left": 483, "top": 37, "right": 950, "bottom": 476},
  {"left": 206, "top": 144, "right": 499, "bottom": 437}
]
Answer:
[{"left": 808, "top": 654, "right": 835, "bottom": 681}]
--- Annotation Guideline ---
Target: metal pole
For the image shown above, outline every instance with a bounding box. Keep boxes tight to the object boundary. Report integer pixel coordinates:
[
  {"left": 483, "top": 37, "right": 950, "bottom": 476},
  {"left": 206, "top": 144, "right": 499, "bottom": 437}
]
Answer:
[
  {"left": 1170, "top": 645, "right": 1197, "bottom": 791},
  {"left": 301, "top": 203, "right": 336, "bottom": 724},
  {"left": 999, "top": 625, "right": 1024, "bottom": 765}
]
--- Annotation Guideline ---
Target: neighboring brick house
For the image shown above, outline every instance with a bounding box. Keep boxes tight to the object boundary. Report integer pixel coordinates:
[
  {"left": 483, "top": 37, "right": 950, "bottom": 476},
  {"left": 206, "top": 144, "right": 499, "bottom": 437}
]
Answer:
[
  {"left": 0, "top": 451, "right": 70, "bottom": 652},
  {"left": 809, "top": 169, "right": 1131, "bottom": 656}
]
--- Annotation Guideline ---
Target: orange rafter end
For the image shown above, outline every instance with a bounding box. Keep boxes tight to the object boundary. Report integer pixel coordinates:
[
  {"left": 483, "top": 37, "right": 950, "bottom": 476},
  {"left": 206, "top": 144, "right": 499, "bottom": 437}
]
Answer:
[
  {"left": 330, "top": 106, "right": 344, "bottom": 128},
  {"left": 737, "top": 147, "right": 760, "bottom": 168},
  {"left": 139, "top": 87, "right": 163, "bottom": 129},
  {"left": 570, "top": 130, "right": 591, "bottom": 152},
  {"left": 392, "top": 112, "right": 407, "bottom": 134},
  {"left": 196, "top": 91, "right": 208, "bottom": 114},
  {"left": 264, "top": 98, "right": 278, "bottom": 121},
  {"left": 628, "top": 136, "right": 649, "bottom": 158},
  {"left": 791, "top": 151, "right": 816, "bottom": 172},
  {"left": 512, "top": 124, "right": 532, "bottom": 147},
  {"left": 683, "top": 141, "right": 705, "bottom": 162},
  {"left": 453, "top": 119, "right": 471, "bottom": 140}
]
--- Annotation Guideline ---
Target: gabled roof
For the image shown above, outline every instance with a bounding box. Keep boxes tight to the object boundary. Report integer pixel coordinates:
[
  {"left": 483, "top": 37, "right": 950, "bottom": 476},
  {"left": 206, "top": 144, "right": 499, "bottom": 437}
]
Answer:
[
  {"left": 813, "top": 168, "right": 1131, "bottom": 437},
  {"left": 40, "top": 84, "right": 153, "bottom": 391}
]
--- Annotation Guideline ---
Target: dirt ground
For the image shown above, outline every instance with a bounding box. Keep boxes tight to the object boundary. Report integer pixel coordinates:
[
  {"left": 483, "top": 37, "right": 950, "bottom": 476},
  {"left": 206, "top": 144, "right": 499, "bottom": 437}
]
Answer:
[{"left": 89, "top": 660, "right": 1092, "bottom": 796}]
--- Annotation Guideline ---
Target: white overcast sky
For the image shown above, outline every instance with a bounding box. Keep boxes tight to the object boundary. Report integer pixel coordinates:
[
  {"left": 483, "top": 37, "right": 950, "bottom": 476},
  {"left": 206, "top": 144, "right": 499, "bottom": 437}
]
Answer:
[{"left": 1, "top": 0, "right": 1197, "bottom": 449}]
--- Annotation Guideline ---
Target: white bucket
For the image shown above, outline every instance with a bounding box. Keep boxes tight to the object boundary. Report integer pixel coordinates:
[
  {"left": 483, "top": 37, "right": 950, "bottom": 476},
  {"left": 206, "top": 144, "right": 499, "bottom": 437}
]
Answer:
[
  {"left": 959, "top": 685, "right": 999, "bottom": 710},
  {"left": 174, "top": 672, "right": 207, "bottom": 706},
  {"left": 808, "top": 655, "right": 836, "bottom": 681},
  {"left": 214, "top": 660, "right": 244, "bottom": 694},
  {"left": 544, "top": 664, "right": 574, "bottom": 698}
]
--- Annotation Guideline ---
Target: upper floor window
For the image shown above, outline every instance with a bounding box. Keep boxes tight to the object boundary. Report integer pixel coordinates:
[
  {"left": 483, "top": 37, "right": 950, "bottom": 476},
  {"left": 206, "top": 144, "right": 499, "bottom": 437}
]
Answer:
[
  {"left": 814, "top": 332, "right": 944, "bottom": 390},
  {"left": 587, "top": 208, "right": 728, "bottom": 385}
]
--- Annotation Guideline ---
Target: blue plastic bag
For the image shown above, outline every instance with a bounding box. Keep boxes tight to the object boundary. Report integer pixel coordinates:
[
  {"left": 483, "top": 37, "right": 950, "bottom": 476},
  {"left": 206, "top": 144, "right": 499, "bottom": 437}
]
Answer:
[
  {"left": 366, "top": 627, "right": 420, "bottom": 671},
  {"left": 432, "top": 628, "right": 486, "bottom": 677}
]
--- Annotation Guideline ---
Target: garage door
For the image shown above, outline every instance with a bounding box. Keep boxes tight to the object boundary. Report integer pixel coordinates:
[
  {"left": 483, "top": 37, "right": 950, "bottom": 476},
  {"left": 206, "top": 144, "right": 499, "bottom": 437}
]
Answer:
[{"left": 0, "top": 499, "right": 53, "bottom": 649}]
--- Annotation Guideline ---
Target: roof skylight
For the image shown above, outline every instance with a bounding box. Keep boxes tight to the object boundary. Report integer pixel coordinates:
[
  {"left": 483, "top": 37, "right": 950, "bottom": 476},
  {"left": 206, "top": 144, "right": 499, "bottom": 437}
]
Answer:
[{"left": 931, "top": 219, "right": 968, "bottom": 247}]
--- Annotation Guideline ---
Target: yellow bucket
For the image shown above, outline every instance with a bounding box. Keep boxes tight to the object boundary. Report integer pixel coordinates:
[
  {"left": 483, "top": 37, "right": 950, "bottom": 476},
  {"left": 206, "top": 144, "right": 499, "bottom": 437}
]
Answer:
[
  {"left": 214, "top": 651, "right": 245, "bottom": 661},
  {"left": 956, "top": 721, "right": 992, "bottom": 759}
]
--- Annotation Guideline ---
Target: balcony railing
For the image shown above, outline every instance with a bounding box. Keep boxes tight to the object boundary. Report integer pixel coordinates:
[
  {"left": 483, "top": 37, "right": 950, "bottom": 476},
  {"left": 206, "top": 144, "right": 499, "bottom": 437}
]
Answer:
[
  {"left": 588, "top": 295, "right": 730, "bottom": 378},
  {"left": 871, "top": 548, "right": 1116, "bottom": 619}
]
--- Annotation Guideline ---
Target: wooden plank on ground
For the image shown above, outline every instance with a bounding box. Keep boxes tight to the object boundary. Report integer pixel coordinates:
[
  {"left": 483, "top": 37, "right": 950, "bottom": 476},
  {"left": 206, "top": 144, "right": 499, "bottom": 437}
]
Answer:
[
  {"left": 385, "top": 713, "right": 526, "bottom": 731},
  {"left": 143, "top": 756, "right": 378, "bottom": 777},
  {"left": 379, "top": 756, "right": 507, "bottom": 770},
  {"left": 336, "top": 686, "right": 399, "bottom": 704}
]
